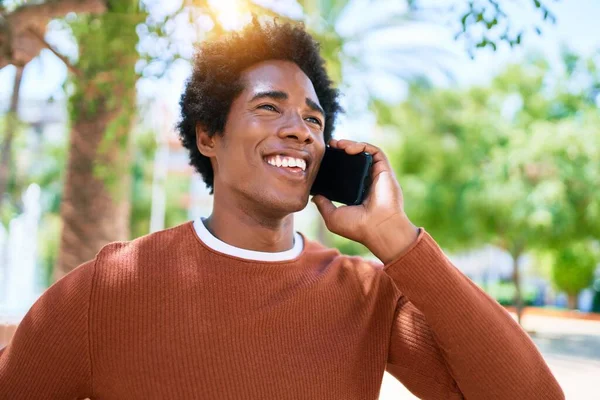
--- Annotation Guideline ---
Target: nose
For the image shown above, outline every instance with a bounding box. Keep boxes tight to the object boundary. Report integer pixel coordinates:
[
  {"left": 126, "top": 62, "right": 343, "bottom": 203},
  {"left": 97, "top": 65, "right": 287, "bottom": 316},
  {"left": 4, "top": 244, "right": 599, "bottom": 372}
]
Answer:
[{"left": 277, "top": 112, "right": 313, "bottom": 144}]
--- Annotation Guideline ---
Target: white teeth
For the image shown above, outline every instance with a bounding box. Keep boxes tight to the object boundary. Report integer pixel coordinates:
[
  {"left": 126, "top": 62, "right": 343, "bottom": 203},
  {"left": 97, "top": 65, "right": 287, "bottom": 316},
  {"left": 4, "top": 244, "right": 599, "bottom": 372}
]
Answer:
[{"left": 265, "top": 155, "right": 306, "bottom": 171}]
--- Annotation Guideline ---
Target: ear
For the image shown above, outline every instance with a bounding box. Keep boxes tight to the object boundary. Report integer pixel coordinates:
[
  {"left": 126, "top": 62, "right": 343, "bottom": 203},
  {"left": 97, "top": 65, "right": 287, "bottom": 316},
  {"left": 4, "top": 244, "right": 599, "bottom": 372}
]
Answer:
[{"left": 195, "top": 123, "right": 216, "bottom": 158}]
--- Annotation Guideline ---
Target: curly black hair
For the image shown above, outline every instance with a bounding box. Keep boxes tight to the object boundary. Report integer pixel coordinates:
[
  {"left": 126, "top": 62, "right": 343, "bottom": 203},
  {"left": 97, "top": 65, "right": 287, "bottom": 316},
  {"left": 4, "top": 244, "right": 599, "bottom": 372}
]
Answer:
[{"left": 177, "top": 18, "right": 342, "bottom": 193}]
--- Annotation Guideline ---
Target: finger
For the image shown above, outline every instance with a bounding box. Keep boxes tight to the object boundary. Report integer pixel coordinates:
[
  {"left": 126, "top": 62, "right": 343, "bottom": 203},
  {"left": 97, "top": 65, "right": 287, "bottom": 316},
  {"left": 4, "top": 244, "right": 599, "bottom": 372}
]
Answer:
[
  {"left": 336, "top": 140, "right": 386, "bottom": 159},
  {"left": 355, "top": 143, "right": 391, "bottom": 174},
  {"left": 334, "top": 140, "right": 364, "bottom": 155},
  {"left": 335, "top": 139, "right": 358, "bottom": 150},
  {"left": 344, "top": 142, "right": 367, "bottom": 155},
  {"left": 311, "top": 195, "right": 338, "bottom": 227},
  {"left": 333, "top": 140, "right": 392, "bottom": 175},
  {"left": 360, "top": 142, "right": 386, "bottom": 162}
]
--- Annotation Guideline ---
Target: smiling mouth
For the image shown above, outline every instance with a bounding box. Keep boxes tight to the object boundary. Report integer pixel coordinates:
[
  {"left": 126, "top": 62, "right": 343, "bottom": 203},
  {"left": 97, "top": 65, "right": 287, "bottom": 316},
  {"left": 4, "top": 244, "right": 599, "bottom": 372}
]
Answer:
[
  {"left": 264, "top": 155, "right": 307, "bottom": 171},
  {"left": 263, "top": 155, "right": 308, "bottom": 179}
]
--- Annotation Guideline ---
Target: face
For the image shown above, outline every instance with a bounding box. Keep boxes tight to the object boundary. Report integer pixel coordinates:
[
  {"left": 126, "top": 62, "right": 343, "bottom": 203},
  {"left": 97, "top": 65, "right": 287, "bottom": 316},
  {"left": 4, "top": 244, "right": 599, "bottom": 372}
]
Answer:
[{"left": 197, "top": 60, "right": 327, "bottom": 216}]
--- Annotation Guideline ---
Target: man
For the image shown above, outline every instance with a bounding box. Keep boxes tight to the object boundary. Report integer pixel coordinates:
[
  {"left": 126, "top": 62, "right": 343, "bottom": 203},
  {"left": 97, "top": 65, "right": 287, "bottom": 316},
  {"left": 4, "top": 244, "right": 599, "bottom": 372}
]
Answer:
[{"left": 0, "top": 19, "right": 563, "bottom": 399}]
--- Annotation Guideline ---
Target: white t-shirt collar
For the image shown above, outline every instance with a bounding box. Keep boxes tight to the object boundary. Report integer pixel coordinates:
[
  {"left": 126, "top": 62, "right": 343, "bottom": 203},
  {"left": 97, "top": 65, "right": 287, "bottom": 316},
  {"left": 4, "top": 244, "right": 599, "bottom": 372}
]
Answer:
[{"left": 193, "top": 218, "right": 304, "bottom": 262}]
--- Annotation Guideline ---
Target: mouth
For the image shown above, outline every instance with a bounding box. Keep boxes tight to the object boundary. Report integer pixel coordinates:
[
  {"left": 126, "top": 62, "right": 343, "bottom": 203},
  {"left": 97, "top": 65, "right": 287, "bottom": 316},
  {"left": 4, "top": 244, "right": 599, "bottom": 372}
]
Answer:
[{"left": 263, "top": 154, "right": 308, "bottom": 180}]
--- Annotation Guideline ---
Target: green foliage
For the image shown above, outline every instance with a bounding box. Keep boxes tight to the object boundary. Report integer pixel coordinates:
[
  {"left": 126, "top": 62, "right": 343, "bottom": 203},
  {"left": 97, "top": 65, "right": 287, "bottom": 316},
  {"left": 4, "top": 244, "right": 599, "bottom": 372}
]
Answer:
[
  {"left": 382, "top": 50, "right": 600, "bottom": 314},
  {"left": 483, "top": 281, "right": 538, "bottom": 306},
  {"left": 455, "top": 0, "right": 557, "bottom": 57},
  {"left": 592, "top": 281, "right": 600, "bottom": 313},
  {"left": 552, "top": 241, "right": 598, "bottom": 297},
  {"left": 0, "top": 112, "right": 27, "bottom": 221},
  {"left": 529, "top": 249, "right": 554, "bottom": 282},
  {"left": 28, "top": 142, "right": 67, "bottom": 215},
  {"left": 0, "top": 201, "right": 18, "bottom": 228},
  {"left": 37, "top": 213, "right": 62, "bottom": 288},
  {"left": 386, "top": 52, "right": 600, "bottom": 255}
]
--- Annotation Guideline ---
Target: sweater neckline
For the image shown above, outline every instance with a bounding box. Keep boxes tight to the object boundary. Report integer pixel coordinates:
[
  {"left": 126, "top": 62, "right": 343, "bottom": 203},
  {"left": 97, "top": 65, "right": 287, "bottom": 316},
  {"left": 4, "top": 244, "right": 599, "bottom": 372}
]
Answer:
[{"left": 187, "top": 221, "right": 310, "bottom": 265}]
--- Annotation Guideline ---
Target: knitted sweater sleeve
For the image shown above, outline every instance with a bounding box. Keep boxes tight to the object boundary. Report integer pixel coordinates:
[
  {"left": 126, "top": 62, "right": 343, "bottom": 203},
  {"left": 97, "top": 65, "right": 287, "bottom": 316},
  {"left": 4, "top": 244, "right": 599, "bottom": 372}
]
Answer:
[
  {"left": 383, "top": 229, "right": 564, "bottom": 400},
  {"left": 0, "top": 258, "right": 96, "bottom": 400}
]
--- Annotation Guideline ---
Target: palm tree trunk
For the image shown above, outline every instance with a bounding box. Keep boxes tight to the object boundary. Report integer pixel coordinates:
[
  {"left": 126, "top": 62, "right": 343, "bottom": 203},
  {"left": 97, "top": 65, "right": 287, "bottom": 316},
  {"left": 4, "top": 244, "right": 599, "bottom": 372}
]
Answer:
[
  {"left": 54, "top": 107, "right": 133, "bottom": 281},
  {"left": 54, "top": 8, "right": 142, "bottom": 281},
  {"left": 0, "top": 66, "right": 24, "bottom": 205}
]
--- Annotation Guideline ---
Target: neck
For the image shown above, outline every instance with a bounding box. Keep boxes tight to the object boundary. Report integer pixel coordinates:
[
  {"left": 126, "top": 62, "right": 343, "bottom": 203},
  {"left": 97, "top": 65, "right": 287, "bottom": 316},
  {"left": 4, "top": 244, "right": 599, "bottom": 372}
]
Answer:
[{"left": 205, "top": 192, "right": 295, "bottom": 253}]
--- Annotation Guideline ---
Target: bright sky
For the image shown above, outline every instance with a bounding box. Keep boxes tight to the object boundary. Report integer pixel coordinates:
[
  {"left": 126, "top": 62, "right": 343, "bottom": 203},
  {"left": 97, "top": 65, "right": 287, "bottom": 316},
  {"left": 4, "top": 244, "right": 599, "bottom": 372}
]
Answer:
[{"left": 1, "top": 0, "right": 599, "bottom": 140}]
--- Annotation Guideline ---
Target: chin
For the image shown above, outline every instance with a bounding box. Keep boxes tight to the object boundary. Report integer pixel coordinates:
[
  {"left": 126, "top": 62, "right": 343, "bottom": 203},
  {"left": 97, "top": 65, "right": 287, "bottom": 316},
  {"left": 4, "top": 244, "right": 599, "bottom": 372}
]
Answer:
[{"left": 260, "top": 191, "right": 310, "bottom": 216}]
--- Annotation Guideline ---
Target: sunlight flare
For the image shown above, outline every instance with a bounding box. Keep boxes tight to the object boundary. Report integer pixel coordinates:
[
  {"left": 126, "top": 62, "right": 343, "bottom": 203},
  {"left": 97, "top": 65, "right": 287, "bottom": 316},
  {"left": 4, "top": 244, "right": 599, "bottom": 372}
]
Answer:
[{"left": 208, "top": 0, "right": 251, "bottom": 31}]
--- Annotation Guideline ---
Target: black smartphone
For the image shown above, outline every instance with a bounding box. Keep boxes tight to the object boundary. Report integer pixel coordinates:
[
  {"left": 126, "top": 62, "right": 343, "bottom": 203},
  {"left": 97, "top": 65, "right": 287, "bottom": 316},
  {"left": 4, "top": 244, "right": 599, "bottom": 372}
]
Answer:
[{"left": 310, "top": 146, "right": 373, "bottom": 205}]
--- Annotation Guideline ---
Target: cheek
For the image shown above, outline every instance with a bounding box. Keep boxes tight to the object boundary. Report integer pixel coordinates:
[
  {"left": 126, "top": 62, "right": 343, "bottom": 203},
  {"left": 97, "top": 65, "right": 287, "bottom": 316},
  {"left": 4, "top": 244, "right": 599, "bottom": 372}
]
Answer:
[
  {"left": 220, "top": 139, "right": 262, "bottom": 184},
  {"left": 314, "top": 141, "right": 326, "bottom": 163},
  {"left": 217, "top": 119, "right": 264, "bottom": 180}
]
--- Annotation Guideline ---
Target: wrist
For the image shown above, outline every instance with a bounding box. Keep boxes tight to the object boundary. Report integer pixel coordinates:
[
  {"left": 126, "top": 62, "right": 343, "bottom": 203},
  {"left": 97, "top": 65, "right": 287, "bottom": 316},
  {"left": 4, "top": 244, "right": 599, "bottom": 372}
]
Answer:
[{"left": 363, "top": 214, "right": 420, "bottom": 264}]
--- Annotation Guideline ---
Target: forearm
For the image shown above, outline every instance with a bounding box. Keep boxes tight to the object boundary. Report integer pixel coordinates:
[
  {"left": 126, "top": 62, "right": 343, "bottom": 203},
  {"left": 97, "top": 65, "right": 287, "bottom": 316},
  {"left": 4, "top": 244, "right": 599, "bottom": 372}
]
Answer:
[{"left": 382, "top": 230, "right": 564, "bottom": 399}]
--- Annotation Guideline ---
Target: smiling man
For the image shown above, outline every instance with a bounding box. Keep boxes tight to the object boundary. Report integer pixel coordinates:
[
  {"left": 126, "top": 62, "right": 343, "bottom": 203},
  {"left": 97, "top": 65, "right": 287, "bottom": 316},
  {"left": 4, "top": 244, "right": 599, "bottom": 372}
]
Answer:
[{"left": 0, "top": 19, "right": 564, "bottom": 400}]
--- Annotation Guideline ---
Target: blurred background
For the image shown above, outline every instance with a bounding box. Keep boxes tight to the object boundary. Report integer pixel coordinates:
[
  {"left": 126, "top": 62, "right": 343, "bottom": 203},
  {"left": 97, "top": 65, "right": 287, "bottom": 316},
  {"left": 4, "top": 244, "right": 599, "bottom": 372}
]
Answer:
[{"left": 0, "top": 0, "right": 599, "bottom": 398}]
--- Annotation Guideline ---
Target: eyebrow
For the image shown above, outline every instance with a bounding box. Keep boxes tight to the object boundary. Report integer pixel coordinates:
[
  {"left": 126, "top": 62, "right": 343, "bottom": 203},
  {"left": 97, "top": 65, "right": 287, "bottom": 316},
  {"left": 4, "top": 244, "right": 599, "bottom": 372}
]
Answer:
[
  {"left": 250, "top": 90, "right": 288, "bottom": 102},
  {"left": 305, "top": 97, "right": 325, "bottom": 118},
  {"left": 250, "top": 90, "right": 325, "bottom": 118}
]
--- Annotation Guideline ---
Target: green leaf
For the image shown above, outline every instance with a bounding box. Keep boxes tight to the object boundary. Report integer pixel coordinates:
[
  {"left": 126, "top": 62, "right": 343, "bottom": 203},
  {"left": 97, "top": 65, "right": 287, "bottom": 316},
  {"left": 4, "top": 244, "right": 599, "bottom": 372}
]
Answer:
[{"left": 461, "top": 12, "right": 470, "bottom": 31}]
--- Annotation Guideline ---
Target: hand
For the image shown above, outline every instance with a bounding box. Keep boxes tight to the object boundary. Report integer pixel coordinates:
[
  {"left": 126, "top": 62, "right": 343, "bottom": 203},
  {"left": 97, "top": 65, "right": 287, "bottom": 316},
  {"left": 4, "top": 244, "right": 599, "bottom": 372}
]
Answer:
[{"left": 312, "top": 139, "right": 419, "bottom": 263}]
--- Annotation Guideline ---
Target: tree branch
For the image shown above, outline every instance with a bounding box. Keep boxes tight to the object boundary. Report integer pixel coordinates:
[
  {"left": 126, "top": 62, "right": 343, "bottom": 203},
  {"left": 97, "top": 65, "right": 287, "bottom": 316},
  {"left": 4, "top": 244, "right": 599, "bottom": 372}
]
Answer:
[
  {"left": 13, "top": 0, "right": 106, "bottom": 21},
  {"left": 1, "top": 0, "right": 106, "bottom": 69},
  {"left": 27, "top": 27, "right": 82, "bottom": 77}
]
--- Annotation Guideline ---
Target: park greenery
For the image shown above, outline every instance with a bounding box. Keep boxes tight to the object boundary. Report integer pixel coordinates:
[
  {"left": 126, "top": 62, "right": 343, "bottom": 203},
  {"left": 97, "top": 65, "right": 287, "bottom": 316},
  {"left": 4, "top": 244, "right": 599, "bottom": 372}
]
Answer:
[
  {"left": 1, "top": 0, "right": 598, "bottom": 315},
  {"left": 394, "top": 52, "right": 600, "bottom": 318}
]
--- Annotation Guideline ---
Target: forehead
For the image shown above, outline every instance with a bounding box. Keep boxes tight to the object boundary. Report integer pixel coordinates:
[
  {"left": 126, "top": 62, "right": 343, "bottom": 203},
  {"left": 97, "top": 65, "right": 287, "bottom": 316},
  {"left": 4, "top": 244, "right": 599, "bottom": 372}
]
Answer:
[{"left": 240, "top": 60, "right": 320, "bottom": 104}]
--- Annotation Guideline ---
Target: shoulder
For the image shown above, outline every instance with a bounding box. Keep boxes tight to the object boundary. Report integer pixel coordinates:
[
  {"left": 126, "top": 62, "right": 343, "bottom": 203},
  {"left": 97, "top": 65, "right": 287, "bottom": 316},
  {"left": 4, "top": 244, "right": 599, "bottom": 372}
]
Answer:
[
  {"left": 96, "top": 221, "right": 195, "bottom": 265},
  {"left": 301, "top": 235, "right": 397, "bottom": 296},
  {"left": 302, "top": 235, "right": 382, "bottom": 269},
  {"left": 90, "top": 221, "right": 198, "bottom": 290}
]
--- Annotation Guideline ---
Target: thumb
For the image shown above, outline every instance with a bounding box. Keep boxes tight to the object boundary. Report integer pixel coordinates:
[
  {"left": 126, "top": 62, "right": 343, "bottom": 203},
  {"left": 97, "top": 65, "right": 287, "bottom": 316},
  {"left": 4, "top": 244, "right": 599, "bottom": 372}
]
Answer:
[{"left": 312, "top": 195, "right": 337, "bottom": 227}]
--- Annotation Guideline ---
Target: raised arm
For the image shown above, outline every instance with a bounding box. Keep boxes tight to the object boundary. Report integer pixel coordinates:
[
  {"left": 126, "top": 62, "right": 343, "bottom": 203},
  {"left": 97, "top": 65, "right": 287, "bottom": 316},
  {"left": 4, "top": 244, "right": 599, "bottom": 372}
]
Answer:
[
  {"left": 0, "top": 259, "right": 95, "bottom": 399},
  {"left": 311, "top": 139, "right": 563, "bottom": 399},
  {"left": 382, "top": 229, "right": 563, "bottom": 399}
]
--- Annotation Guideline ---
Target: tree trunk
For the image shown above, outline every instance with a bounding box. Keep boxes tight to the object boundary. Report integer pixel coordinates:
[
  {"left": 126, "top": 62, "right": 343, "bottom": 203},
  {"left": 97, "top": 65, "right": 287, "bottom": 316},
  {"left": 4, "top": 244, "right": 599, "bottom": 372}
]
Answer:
[
  {"left": 511, "top": 252, "right": 524, "bottom": 325},
  {"left": 54, "top": 7, "right": 142, "bottom": 281},
  {"left": 0, "top": 66, "right": 24, "bottom": 205},
  {"left": 567, "top": 293, "right": 578, "bottom": 310},
  {"left": 54, "top": 109, "right": 133, "bottom": 281}
]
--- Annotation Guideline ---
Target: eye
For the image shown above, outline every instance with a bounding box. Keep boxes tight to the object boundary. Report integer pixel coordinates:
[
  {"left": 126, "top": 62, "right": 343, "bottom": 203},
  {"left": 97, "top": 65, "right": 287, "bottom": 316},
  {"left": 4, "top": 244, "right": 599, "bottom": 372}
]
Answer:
[
  {"left": 305, "top": 116, "right": 323, "bottom": 127},
  {"left": 258, "top": 104, "right": 278, "bottom": 112}
]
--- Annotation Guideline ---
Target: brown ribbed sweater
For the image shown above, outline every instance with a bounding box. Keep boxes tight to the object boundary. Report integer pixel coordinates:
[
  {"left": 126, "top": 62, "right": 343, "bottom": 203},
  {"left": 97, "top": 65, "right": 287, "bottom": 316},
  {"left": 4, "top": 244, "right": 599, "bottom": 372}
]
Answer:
[{"left": 0, "top": 221, "right": 563, "bottom": 399}]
